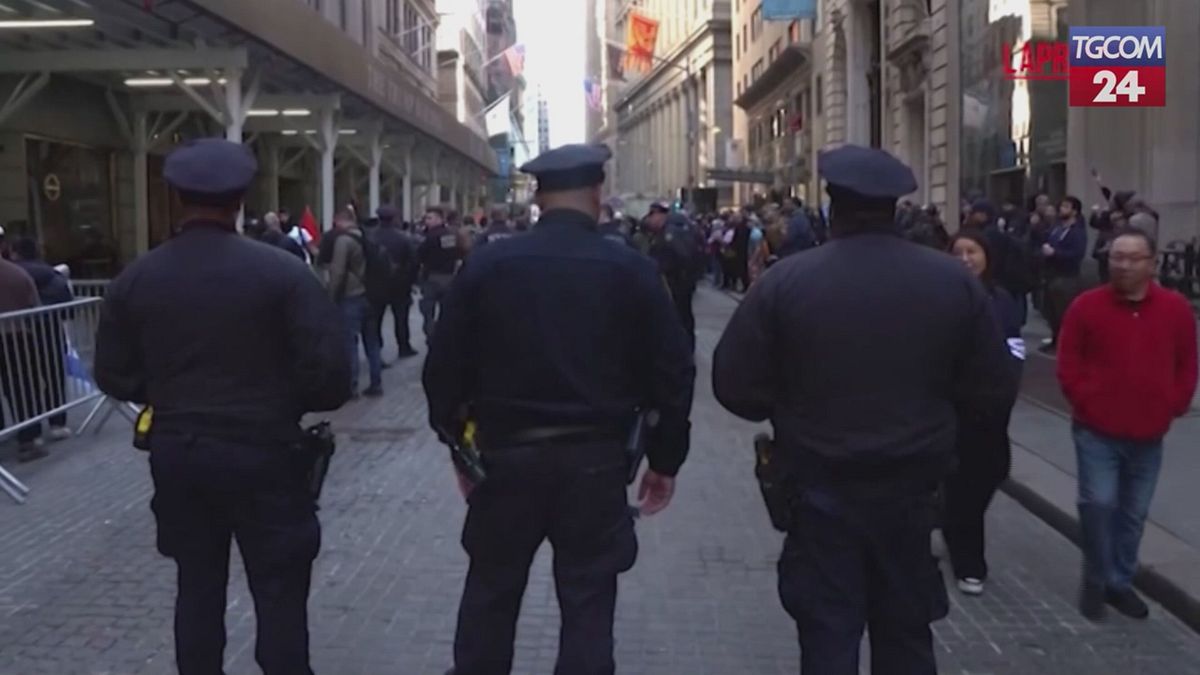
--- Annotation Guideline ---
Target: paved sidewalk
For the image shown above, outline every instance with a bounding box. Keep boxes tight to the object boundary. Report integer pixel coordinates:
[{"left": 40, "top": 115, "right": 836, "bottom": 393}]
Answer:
[{"left": 0, "top": 289, "right": 1199, "bottom": 673}]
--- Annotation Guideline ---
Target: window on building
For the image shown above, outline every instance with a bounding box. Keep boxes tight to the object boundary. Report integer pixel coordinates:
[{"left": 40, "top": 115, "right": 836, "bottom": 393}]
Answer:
[
  {"left": 736, "top": 33, "right": 741, "bottom": 56},
  {"left": 338, "top": 0, "right": 347, "bottom": 29},
  {"left": 404, "top": 2, "right": 420, "bottom": 56},
  {"left": 362, "top": 0, "right": 368, "bottom": 43},
  {"left": 421, "top": 25, "right": 434, "bottom": 69},
  {"left": 751, "top": 5, "right": 762, "bottom": 41},
  {"left": 751, "top": 58, "right": 764, "bottom": 81},
  {"left": 815, "top": 75, "right": 823, "bottom": 115},
  {"left": 308, "top": 0, "right": 322, "bottom": 11},
  {"left": 742, "top": 24, "right": 747, "bottom": 48},
  {"left": 769, "top": 38, "right": 781, "bottom": 62},
  {"left": 386, "top": 0, "right": 399, "bottom": 34},
  {"left": 788, "top": 21, "right": 799, "bottom": 43},
  {"left": 737, "top": 81, "right": 743, "bottom": 97}
]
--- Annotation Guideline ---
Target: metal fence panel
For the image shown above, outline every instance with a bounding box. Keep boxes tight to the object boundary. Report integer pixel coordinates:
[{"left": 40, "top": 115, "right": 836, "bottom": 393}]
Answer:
[{"left": 0, "top": 298, "right": 107, "bottom": 504}]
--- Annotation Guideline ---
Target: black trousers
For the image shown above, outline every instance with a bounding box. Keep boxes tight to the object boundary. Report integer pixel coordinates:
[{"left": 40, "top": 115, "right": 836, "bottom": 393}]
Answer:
[
  {"left": 149, "top": 431, "right": 320, "bottom": 675},
  {"left": 453, "top": 440, "right": 637, "bottom": 675},
  {"left": 671, "top": 286, "right": 696, "bottom": 352},
  {"left": 0, "top": 328, "right": 65, "bottom": 443},
  {"left": 778, "top": 487, "right": 946, "bottom": 675},
  {"left": 1042, "top": 275, "right": 1083, "bottom": 343},
  {"left": 943, "top": 419, "right": 1013, "bottom": 581},
  {"left": 369, "top": 286, "right": 414, "bottom": 354}
]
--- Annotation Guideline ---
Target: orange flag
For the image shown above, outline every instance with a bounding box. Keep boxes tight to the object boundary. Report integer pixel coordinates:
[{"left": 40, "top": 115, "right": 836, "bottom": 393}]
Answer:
[{"left": 623, "top": 12, "right": 659, "bottom": 74}]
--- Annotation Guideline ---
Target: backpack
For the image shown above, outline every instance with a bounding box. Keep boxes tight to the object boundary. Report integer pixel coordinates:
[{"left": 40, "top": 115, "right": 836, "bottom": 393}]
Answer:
[{"left": 347, "top": 231, "right": 395, "bottom": 304}]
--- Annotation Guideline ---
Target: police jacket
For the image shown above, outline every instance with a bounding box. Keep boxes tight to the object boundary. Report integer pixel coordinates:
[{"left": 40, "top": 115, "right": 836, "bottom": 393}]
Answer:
[
  {"left": 475, "top": 222, "right": 518, "bottom": 248},
  {"left": 597, "top": 220, "right": 633, "bottom": 248},
  {"left": 422, "top": 208, "right": 696, "bottom": 476},
  {"left": 418, "top": 225, "right": 464, "bottom": 277},
  {"left": 373, "top": 223, "right": 419, "bottom": 289},
  {"left": 94, "top": 221, "right": 351, "bottom": 441},
  {"left": 713, "top": 230, "right": 1010, "bottom": 487},
  {"left": 649, "top": 223, "right": 702, "bottom": 294}
]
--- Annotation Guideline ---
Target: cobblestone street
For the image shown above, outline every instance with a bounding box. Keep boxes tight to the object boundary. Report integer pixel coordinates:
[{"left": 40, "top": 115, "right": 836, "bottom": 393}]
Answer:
[{"left": 1, "top": 288, "right": 1200, "bottom": 674}]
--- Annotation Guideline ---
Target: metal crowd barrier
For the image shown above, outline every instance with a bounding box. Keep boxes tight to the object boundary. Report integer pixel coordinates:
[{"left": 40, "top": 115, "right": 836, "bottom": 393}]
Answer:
[
  {"left": 68, "top": 279, "right": 111, "bottom": 299},
  {"left": 0, "top": 298, "right": 121, "bottom": 504}
]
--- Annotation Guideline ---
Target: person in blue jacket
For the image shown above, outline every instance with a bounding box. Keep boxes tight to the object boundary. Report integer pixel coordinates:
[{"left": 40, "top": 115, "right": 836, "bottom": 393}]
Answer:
[
  {"left": 1040, "top": 196, "right": 1089, "bottom": 352},
  {"left": 943, "top": 229, "right": 1026, "bottom": 597}
]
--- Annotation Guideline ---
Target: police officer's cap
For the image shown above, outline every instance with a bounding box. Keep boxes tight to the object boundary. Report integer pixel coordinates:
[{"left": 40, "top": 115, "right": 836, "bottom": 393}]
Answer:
[
  {"left": 520, "top": 143, "right": 611, "bottom": 192},
  {"left": 648, "top": 201, "right": 671, "bottom": 215},
  {"left": 818, "top": 144, "right": 917, "bottom": 203},
  {"left": 164, "top": 138, "right": 257, "bottom": 206},
  {"left": 377, "top": 205, "right": 398, "bottom": 221},
  {"left": 665, "top": 212, "right": 690, "bottom": 228}
]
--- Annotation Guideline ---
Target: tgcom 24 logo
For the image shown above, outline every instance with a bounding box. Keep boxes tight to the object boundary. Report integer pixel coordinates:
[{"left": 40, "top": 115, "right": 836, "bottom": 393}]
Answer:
[{"left": 1001, "top": 26, "right": 1166, "bottom": 108}]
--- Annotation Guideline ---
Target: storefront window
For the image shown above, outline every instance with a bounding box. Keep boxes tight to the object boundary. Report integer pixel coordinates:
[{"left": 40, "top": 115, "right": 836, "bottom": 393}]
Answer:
[
  {"left": 960, "top": 0, "right": 1069, "bottom": 208},
  {"left": 25, "top": 138, "right": 118, "bottom": 278}
]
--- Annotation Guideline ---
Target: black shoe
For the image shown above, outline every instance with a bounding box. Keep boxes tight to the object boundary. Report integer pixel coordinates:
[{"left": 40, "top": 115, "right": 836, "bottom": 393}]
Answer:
[
  {"left": 362, "top": 386, "right": 384, "bottom": 398},
  {"left": 397, "top": 347, "right": 419, "bottom": 358},
  {"left": 380, "top": 361, "right": 393, "bottom": 370},
  {"left": 1080, "top": 582, "right": 1106, "bottom": 621},
  {"left": 1106, "top": 588, "right": 1150, "bottom": 619}
]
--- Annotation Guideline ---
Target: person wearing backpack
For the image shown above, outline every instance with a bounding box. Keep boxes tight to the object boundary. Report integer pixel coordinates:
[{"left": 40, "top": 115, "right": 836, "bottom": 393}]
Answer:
[{"left": 328, "top": 208, "right": 384, "bottom": 398}]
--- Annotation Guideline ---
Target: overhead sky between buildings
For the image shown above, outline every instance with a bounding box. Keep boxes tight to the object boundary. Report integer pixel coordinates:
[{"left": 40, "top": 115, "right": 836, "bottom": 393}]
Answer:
[{"left": 514, "top": 0, "right": 585, "bottom": 147}]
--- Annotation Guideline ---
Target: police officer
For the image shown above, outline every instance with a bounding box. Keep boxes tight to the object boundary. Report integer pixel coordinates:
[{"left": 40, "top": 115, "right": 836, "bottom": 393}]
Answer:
[
  {"left": 473, "top": 207, "right": 518, "bottom": 249},
  {"left": 371, "top": 205, "right": 420, "bottom": 359},
  {"left": 417, "top": 206, "right": 464, "bottom": 340},
  {"left": 645, "top": 204, "right": 702, "bottom": 351},
  {"left": 597, "top": 203, "right": 632, "bottom": 247},
  {"left": 423, "top": 143, "right": 695, "bottom": 675},
  {"left": 93, "top": 139, "right": 350, "bottom": 675},
  {"left": 712, "top": 145, "right": 1009, "bottom": 675}
]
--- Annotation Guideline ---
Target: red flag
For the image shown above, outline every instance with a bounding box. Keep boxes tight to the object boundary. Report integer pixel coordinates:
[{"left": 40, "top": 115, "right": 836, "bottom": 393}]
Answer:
[{"left": 300, "top": 206, "right": 320, "bottom": 242}]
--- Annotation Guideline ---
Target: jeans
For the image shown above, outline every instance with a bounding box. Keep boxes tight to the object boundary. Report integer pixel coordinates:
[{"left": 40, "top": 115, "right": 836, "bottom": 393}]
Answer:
[
  {"left": 1074, "top": 424, "right": 1164, "bottom": 591},
  {"left": 339, "top": 294, "right": 382, "bottom": 392}
]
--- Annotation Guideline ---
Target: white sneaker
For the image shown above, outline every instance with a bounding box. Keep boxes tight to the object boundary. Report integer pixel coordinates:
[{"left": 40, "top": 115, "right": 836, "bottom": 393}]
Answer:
[
  {"left": 957, "top": 577, "right": 985, "bottom": 596},
  {"left": 47, "top": 427, "right": 73, "bottom": 442}
]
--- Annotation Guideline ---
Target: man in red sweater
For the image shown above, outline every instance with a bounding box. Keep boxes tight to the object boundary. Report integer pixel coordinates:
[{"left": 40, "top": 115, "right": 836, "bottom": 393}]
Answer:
[{"left": 1058, "top": 229, "right": 1198, "bottom": 621}]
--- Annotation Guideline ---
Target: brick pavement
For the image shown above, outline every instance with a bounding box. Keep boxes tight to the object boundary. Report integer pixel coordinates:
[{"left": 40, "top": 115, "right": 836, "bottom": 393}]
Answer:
[{"left": 0, "top": 288, "right": 1198, "bottom": 673}]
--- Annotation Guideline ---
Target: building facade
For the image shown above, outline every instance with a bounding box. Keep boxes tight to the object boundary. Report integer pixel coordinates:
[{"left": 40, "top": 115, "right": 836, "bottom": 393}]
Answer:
[
  {"left": 729, "top": 3, "right": 816, "bottom": 206},
  {"left": 0, "top": 0, "right": 495, "bottom": 275},
  {"left": 585, "top": 0, "right": 626, "bottom": 191},
  {"left": 613, "top": 0, "right": 735, "bottom": 210},
  {"left": 437, "top": 0, "right": 490, "bottom": 142},
  {"left": 954, "top": 0, "right": 1200, "bottom": 244}
]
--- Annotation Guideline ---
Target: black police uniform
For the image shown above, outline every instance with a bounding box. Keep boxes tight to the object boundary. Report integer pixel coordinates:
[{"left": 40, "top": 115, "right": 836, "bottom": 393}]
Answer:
[
  {"left": 597, "top": 219, "right": 633, "bottom": 248},
  {"left": 93, "top": 139, "right": 350, "bottom": 675},
  {"left": 371, "top": 206, "right": 419, "bottom": 357},
  {"left": 712, "top": 145, "right": 1009, "bottom": 675},
  {"left": 474, "top": 220, "right": 518, "bottom": 248},
  {"left": 648, "top": 211, "right": 701, "bottom": 351},
  {"left": 417, "top": 222, "right": 464, "bottom": 340},
  {"left": 423, "top": 143, "right": 695, "bottom": 675}
]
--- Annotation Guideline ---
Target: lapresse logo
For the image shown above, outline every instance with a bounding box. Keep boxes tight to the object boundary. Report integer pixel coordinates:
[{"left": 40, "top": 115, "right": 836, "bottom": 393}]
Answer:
[{"left": 1068, "top": 26, "right": 1166, "bottom": 107}]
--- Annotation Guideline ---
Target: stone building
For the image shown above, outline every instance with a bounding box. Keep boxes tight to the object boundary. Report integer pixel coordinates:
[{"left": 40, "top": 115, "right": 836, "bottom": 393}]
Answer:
[{"left": 612, "top": 0, "right": 735, "bottom": 210}]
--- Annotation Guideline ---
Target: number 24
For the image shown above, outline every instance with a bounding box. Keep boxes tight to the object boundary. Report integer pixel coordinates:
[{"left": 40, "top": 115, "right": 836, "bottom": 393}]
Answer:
[{"left": 1093, "top": 70, "right": 1146, "bottom": 103}]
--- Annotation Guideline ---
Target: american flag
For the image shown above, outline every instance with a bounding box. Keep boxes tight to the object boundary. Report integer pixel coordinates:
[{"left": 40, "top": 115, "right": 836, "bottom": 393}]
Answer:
[
  {"left": 584, "top": 77, "right": 603, "bottom": 112},
  {"left": 503, "top": 44, "right": 526, "bottom": 79}
]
